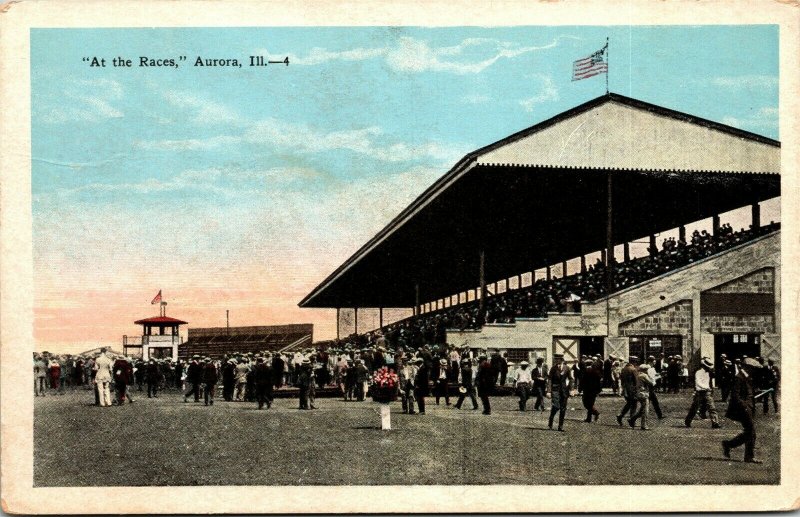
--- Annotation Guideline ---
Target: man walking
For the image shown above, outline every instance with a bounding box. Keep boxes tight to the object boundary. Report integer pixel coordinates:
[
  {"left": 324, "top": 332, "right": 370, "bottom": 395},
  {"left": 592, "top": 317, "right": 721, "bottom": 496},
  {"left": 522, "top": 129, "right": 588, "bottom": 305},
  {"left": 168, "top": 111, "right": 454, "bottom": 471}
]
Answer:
[
  {"left": 146, "top": 358, "right": 161, "bottom": 398},
  {"left": 477, "top": 354, "right": 494, "bottom": 415},
  {"left": 184, "top": 355, "right": 202, "bottom": 403},
  {"left": 646, "top": 356, "right": 663, "bottom": 419},
  {"left": 454, "top": 358, "right": 478, "bottom": 410},
  {"left": 763, "top": 359, "right": 780, "bottom": 414},
  {"left": 581, "top": 358, "right": 601, "bottom": 423},
  {"left": 514, "top": 360, "right": 533, "bottom": 411},
  {"left": 685, "top": 357, "right": 720, "bottom": 428},
  {"left": 113, "top": 355, "right": 132, "bottom": 405},
  {"left": 616, "top": 356, "right": 640, "bottom": 426},
  {"left": 413, "top": 357, "right": 429, "bottom": 415},
  {"left": 548, "top": 355, "right": 572, "bottom": 431},
  {"left": 628, "top": 363, "right": 654, "bottom": 430},
  {"left": 722, "top": 357, "right": 762, "bottom": 463},
  {"left": 532, "top": 357, "right": 547, "bottom": 411}
]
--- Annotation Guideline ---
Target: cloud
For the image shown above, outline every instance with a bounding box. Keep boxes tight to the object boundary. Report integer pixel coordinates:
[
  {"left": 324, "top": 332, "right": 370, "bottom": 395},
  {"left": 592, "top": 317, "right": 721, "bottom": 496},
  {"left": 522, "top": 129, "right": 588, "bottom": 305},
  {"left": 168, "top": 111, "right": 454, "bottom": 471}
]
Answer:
[
  {"left": 711, "top": 75, "right": 778, "bottom": 89},
  {"left": 255, "top": 35, "right": 578, "bottom": 75},
  {"left": 133, "top": 135, "right": 241, "bottom": 151},
  {"left": 243, "top": 118, "right": 468, "bottom": 163},
  {"left": 39, "top": 78, "right": 125, "bottom": 124},
  {"left": 721, "top": 106, "right": 778, "bottom": 132},
  {"left": 519, "top": 75, "right": 559, "bottom": 112},
  {"left": 162, "top": 90, "right": 243, "bottom": 125}
]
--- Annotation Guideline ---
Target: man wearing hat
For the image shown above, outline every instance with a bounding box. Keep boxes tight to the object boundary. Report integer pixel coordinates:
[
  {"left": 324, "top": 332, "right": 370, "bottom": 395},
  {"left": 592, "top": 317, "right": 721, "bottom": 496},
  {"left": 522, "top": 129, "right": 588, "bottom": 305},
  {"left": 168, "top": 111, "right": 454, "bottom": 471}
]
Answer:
[
  {"left": 628, "top": 364, "right": 654, "bottom": 430},
  {"left": 581, "top": 359, "right": 602, "bottom": 422},
  {"left": 513, "top": 360, "right": 533, "bottom": 411},
  {"left": 297, "top": 359, "right": 313, "bottom": 409},
  {"left": 254, "top": 356, "right": 273, "bottom": 410},
  {"left": 454, "top": 357, "right": 478, "bottom": 411},
  {"left": 413, "top": 357, "right": 429, "bottom": 414},
  {"left": 685, "top": 357, "right": 720, "bottom": 428},
  {"left": 616, "top": 356, "right": 640, "bottom": 426},
  {"left": 476, "top": 354, "right": 494, "bottom": 415},
  {"left": 531, "top": 357, "right": 548, "bottom": 411},
  {"left": 222, "top": 356, "right": 236, "bottom": 402},
  {"left": 722, "top": 357, "right": 762, "bottom": 463},
  {"left": 433, "top": 358, "right": 451, "bottom": 406},
  {"left": 184, "top": 355, "right": 202, "bottom": 403},
  {"left": 646, "top": 356, "right": 663, "bottom": 419},
  {"left": 548, "top": 354, "right": 572, "bottom": 431},
  {"left": 399, "top": 357, "right": 417, "bottom": 413},
  {"left": 202, "top": 357, "right": 218, "bottom": 406}
]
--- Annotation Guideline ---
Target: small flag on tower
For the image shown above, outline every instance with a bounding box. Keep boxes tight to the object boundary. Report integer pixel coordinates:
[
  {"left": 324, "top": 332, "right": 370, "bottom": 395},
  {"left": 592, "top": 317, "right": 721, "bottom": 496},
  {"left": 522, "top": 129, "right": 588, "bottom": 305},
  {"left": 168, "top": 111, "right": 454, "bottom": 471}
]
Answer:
[
  {"left": 151, "top": 290, "right": 162, "bottom": 305},
  {"left": 572, "top": 43, "right": 608, "bottom": 81}
]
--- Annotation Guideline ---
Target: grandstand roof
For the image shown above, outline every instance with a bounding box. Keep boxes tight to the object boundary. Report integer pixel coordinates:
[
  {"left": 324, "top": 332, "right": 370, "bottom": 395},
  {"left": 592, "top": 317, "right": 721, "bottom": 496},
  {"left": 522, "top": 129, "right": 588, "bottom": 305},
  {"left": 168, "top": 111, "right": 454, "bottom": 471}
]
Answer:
[
  {"left": 134, "top": 316, "right": 188, "bottom": 325},
  {"left": 299, "top": 93, "right": 781, "bottom": 309}
]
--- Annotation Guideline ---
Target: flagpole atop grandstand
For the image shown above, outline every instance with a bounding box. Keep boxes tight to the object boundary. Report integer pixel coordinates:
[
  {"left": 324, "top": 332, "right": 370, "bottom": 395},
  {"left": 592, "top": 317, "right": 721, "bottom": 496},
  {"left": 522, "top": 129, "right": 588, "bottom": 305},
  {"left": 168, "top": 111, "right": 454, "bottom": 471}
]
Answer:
[{"left": 605, "top": 37, "right": 609, "bottom": 94}]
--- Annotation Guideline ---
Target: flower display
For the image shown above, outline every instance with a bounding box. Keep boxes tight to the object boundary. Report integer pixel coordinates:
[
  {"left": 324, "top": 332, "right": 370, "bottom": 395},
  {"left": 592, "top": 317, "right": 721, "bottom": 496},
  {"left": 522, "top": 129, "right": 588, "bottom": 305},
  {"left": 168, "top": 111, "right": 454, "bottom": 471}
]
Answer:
[{"left": 371, "top": 367, "right": 399, "bottom": 402}]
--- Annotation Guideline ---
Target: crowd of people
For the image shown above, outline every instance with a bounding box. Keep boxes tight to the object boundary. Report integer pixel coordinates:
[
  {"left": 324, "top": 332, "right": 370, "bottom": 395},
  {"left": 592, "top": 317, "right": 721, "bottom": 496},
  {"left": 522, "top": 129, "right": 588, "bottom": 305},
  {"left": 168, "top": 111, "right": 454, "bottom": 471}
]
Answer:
[{"left": 360, "top": 221, "right": 779, "bottom": 347}]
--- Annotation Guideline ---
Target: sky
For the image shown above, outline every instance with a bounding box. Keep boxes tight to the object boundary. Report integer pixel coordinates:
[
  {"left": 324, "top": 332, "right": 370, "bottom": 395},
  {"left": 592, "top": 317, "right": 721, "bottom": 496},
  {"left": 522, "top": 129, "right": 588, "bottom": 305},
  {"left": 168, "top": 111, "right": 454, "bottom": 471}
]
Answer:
[{"left": 31, "top": 25, "right": 780, "bottom": 353}]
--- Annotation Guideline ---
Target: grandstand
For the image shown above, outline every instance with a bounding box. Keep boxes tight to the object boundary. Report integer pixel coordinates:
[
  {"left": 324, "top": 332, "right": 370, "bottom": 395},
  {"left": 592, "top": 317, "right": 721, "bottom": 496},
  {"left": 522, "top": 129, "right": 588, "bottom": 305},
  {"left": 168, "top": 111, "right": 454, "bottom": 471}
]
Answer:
[
  {"left": 300, "top": 92, "right": 781, "bottom": 368},
  {"left": 178, "top": 324, "right": 313, "bottom": 359}
]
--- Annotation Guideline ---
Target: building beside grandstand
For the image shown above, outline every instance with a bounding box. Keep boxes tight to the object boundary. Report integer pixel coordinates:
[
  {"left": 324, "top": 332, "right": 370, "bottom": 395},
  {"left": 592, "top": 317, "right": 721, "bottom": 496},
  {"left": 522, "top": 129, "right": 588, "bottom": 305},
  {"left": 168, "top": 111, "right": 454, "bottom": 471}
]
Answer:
[
  {"left": 178, "top": 324, "right": 313, "bottom": 359},
  {"left": 300, "top": 93, "right": 780, "bottom": 368}
]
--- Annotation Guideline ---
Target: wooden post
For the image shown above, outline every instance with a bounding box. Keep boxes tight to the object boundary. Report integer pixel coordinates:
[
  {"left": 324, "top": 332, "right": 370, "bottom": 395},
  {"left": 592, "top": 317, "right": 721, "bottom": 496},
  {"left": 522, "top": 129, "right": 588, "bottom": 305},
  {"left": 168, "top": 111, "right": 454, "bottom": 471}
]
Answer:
[
  {"left": 562, "top": 260, "right": 568, "bottom": 277},
  {"left": 478, "top": 250, "right": 486, "bottom": 324},
  {"left": 580, "top": 255, "right": 587, "bottom": 273},
  {"left": 336, "top": 308, "right": 340, "bottom": 340},
  {"left": 712, "top": 214, "right": 720, "bottom": 236},
  {"left": 678, "top": 225, "right": 686, "bottom": 242},
  {"left": 517, "top": 274, "right": 522, "bottom": 289},
  {"left": 379, "top": 307, "right": 383, "bottom": 328},
  {"left": 546, "top": 265, "right": 552, "bottom": 281},
  {"left": 606, "top": 171, "right": 614, "bottom": 296},
  {"left": 752, "top": 203, "right": 761, "bottom": 230},
  {"left": 649, "top": 234, "right": 656, "bottom": 256},
  {"left": 415, "top": 283, "right": 420, "bottom": 316},
  {"left": 623, "top": 242, "right": 630, "bottom": 262},
  {"left": 354, "top": 308, "right": 358, "bottom": 334}
]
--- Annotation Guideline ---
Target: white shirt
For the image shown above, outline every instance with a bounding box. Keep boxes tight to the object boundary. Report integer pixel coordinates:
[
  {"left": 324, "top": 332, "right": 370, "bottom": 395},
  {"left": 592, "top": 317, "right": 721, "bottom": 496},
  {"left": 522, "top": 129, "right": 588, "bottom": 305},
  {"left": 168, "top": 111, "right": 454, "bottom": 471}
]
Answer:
[
  {"left": 694, "top": 368, "right": 713, "bottom": 391},
  {"left": 514, "top": 367, "right": 533, "bottom": 384},
  {"left": 94, "top": 354, "right": 113, "bottom": 382}
]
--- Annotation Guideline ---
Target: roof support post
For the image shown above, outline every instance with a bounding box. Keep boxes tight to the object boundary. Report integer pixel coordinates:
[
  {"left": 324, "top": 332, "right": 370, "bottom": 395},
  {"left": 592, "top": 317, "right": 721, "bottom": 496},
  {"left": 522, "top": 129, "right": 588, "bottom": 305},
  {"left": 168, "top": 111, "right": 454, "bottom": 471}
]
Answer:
[
  {"left": 546, "top": 265, "right": 551, "bottom": 281},
  {"left": 336, "top": 308, "right": 340, "bottom": 340},
  {"left": 712, "top": 214, "right": 720, "bottom": 237},
  {"left": 649, "top": 235, "right": 656, "bottom": 256},
  {"left": 678, "top": 225, "right": 686, "bottom": 243},
  {"left": 752, "top": 202, "right": 761, "bottom": 230},
  {"left": 623, "top": 242, "right": 630, "bottom": 262},
  {"left": 517, "top": 274, "right": 522, "bottom": 289},
  {"left": 478, "top": 250, "right": 486, "bottom": 325},
  {"left": 415, "top": 283, "right": 420, "bottom": 316},
  {"left": 580, "top": 255, "right": 587, "bottom": 273},
  {"left": 354, "top": 308, "right": 358, "bottom": 335},
  {"left": 562, "top": 260, "right": 568, "bottom": 277},
  {"left": 605, "top": 170, "right": 614, "bottom": 296},
  {"left": 379, "top": 307, "right": 383, "bottom": 328}
]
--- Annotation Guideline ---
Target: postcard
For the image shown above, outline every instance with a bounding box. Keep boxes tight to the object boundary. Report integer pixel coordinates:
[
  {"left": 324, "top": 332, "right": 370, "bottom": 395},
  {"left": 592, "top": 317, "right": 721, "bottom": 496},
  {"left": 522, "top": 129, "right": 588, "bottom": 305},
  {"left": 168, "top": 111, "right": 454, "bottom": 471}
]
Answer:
[{"left": 1, "top": 0, "right": 798, "bottom": 513}]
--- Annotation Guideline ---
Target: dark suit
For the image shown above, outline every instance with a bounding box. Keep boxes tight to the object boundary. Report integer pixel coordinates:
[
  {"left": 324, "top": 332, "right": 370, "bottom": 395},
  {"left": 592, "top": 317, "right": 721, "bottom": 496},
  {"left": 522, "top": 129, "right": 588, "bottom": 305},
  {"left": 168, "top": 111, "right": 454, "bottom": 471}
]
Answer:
[
  {"left": 432, "top": 363, "right": 450, "bottom": 405},
  {"left": 254, "top": 362, "right": 273, "bottom": 409},
  {"left": 454, "top": 364, "right": 478, "bottom": 410},
  {"left": 548, "top": 364, "right": 571, "bottom": 430},
  {"left": 202, "top": 362, "right": 218, "bottom": 405},
  {"left": 724, "top": 370, "right": 756, "bottom": 461},
  {"left": 184, "top": 361, "right": 202, "bottom": 401},
  {"left": 531, "top": 364, "right": 548, "bottom": 410},
  {"left": 414, "top": 364, "right": 430, "bottom": 414},
  {"left": 581, "top": 367, "right": 602, "bottom": 422},
  {"left": 146, "top": 362, "right": 161, "bottom": 398},
  {"left": 476, "top": 360, "right": 494, "bottom": 415}
]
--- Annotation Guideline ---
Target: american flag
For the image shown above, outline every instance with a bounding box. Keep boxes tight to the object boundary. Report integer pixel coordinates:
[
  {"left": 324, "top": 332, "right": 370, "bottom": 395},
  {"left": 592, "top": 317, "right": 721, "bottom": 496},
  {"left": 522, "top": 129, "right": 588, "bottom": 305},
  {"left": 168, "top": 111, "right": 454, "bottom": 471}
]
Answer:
[
  {"left": 151, "top": 290, "right": 162, "bottom": 305},
  {"left": 572, "top": 43, "right": 608, "bottom": 81}
]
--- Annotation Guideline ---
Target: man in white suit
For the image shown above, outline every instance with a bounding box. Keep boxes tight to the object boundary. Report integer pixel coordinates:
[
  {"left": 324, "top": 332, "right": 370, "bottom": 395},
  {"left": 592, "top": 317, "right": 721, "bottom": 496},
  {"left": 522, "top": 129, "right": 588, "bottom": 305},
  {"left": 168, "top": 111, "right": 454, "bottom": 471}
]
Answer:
[{"left": 94, "top": 348, "right": 113, "bottom": 407}]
